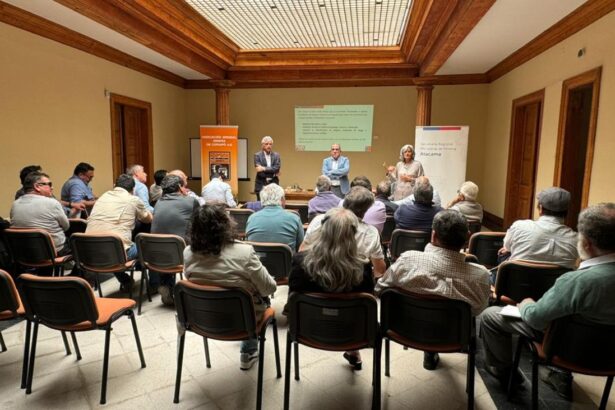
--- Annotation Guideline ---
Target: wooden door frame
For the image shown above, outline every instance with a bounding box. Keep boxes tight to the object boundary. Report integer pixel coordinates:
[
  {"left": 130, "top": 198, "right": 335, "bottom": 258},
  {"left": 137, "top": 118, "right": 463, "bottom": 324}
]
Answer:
[
  {"left": 109, "top": 93, "right": 154, "bottom": 182},
  {"left": 553, "top": 67, "right": 601, "bottom": 209},
  {"left": 503, "top": 89, "right": 545, "bottom": 228}
]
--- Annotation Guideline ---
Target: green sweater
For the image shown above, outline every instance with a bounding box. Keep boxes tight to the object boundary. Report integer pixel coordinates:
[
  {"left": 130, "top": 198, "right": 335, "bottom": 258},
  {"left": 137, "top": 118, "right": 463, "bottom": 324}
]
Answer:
[{"left": 520, "top": 262, "right": 615, "bottom": 331}]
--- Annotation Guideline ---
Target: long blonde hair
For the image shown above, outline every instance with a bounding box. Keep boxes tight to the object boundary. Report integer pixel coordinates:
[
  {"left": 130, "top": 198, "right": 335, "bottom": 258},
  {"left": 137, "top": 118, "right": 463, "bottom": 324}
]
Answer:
[{"left": 303, "top": 208, "right": 365, "bottom": 292}]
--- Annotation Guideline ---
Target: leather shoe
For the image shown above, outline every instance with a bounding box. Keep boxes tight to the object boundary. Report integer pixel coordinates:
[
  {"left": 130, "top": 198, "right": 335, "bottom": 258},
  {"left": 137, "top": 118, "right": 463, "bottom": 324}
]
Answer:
[
  {"left": 540, "top": 368, "right": 573, "bottom": 401},
  {"left": 423, "top": 352, "right": 440, "bottom": 370},
  {"left": 343, "top": 352, "right": 362, "bottom": 370}
]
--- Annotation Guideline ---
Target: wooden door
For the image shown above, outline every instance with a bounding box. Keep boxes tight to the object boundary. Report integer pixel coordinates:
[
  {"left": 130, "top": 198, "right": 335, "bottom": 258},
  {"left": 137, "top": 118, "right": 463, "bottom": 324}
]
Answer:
[{"left": 503, "top": 90, "right": 544, "bottom": 229}]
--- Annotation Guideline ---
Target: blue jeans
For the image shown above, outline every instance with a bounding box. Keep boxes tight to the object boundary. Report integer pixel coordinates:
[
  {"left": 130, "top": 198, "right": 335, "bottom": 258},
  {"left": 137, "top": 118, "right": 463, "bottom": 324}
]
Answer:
[
  {"left": 114, "top": 244, "right": 138, "bottom": 284},
  {"left": 148, "top": 271, "right": 176, "bottom": 289},
  {"left": 241, "top": 338, "right": 258, "bottom": 354}
]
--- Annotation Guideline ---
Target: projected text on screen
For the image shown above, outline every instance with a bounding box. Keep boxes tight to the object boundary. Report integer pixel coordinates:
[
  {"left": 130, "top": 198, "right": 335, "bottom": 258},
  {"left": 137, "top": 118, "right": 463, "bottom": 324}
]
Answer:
[{"left": 295, "top": 105, "right": 373, "bottom": 152}]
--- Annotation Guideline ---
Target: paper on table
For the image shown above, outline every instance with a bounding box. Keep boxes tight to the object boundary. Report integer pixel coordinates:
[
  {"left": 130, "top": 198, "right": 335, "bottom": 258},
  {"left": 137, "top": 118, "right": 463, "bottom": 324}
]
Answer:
[{"left": 498, "top": 305, "right": 522, "bottom": 319}]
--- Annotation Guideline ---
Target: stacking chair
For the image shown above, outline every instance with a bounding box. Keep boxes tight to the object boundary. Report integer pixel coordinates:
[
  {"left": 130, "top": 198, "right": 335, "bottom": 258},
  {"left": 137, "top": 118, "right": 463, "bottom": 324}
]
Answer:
[
  {"left": 66, "top": 218, "right": 87, "bottom": 239},
  {"left": 285, "top": 203, "right": 309, "bottom": 224},
  {"left": 70, "top": 233, "right": 136, "bottom": 298},
  {"left": 173, "top": 281, "right": 281, "bottom": 410},
  {"left": 514, "top": 315, "right": 615, "bottom": 410},
  {"left": 18, "top": 274, "right": 146, "bottom": 405},
  {"left": 380, "top": 215, "right": 396, "bottom": 263},
  {"left": 380, "top": 288, "right": 475, "bottom": 410},
  {"left": 246, "top": 242, "right": 293, "bottom": 286},
  {"left": 136, "top": 233, "right": 186, "bottom": 314},
  {"left": 464, "top": 220, "right": 482, "bottom": 250},
  {"left": 494, "top": 260, "right": 569, "bottom": 305},
  {"left": 228, "top": 209, "right": 254, "bottom": 239},
  {"left": 284, "top": 292, "right": 380, "bottom": 410},
  {"left": 4, "top": 228, "right": 72, "bottom": 277},
  {"left": 467, "top": 232, "right": 506, "bottom": 268},
  {"left": 389, "top": 229, "right": 431, "bottom": 261}
]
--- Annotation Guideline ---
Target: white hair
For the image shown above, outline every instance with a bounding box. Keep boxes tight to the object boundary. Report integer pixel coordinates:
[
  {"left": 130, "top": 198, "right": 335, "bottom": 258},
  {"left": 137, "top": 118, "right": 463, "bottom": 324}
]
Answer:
[
  {"left": 260, "top": 183, "right": 285, "bottom": 206},
  {"left": 261, "top": 136, "right": 273, "bottom": 144},
  {"left": 127, "top": 164, "right": 143, "bottom": 176},
  {"left": 399, "top": 144, "right": 415, "bottom": 161}
]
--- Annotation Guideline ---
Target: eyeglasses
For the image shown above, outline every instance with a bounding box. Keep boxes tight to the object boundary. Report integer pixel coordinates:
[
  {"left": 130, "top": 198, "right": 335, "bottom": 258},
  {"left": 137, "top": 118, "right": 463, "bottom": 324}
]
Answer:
[{"left": 37, "top": 182, "right": 53, "bottom": 187}]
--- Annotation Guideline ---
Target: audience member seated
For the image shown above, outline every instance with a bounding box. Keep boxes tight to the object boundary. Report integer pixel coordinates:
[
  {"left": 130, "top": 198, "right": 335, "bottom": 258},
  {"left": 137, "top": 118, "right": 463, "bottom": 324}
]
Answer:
[
  {"left": 127, "top": 164, "right": 153, "bottom": 212},
  {"left": 149, "top": 169, "right": 167, "bottom": 206},
  {"left": 376, "top": 209, "right": 490, "bottom": 370},
  {"left": 307, "top": 175, "right": 340, "bottom": 220},
  {"left": 168, "top": 169, "right": 205, "bottom": 206},
  {"left": 289, "top": 207, "right": 374, "bottom": 370},
  {"left": 304, "top": 186, "right": 386, "bottom": 278},
  {"left": 246, "top": 184, "right": 304, "bottom": 252},
  {"left": 184, "top": 204, "right": 276, "bottom": 370},
  {"left": 393, "top": 175, "right": 442, "bottom": 208},
  {"left": 15, "top": 164, "right": 41, "bottom": 200},
  {"left": 375, "top": 180, "right": 398, "bottom": 215},
  {"left": 86, "top": 174, "right": 153, "bottom": 290},
  {"left": 150, "top": 174, "right": 199, "bottom": 305},
  {"left": 60, "top": 162, "right": 97, "bottom": 216},
  {"left": 394, "top": 177, "right": 443, "bottom": 232},
  {"left": 243, "top": 201, "right": 262, "bottom": 212},
  {"left": 10, "top": 171, "right": 70, "bottom": 255},
  {"left": 446, "top": 181, "right": 483, "bottom": 222},
  {"left": 480, "top": 203, "right": 615, "bottom": 399},
  {"left": 498, "top": 187, "right": 578, "bottom": 269},
  {"left": 340, "top": 176, "right": 386, "bottom": 234},
  {"left": 201, "top": 171, "right": 237, "bottom": 208}
]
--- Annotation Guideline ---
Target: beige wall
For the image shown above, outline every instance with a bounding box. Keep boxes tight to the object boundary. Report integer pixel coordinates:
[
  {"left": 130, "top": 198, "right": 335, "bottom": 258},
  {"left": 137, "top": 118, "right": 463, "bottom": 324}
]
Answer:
[
  {"left": 0, "top": 23, "right": 187, "bottom": 216},
  {"left": 482, "top": 10, "right": 615, "bottom": 217}
]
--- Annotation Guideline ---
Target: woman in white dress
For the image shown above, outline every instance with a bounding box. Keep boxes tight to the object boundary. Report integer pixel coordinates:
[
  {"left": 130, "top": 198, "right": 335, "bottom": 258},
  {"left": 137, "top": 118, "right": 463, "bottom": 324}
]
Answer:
[{"left": 388, "top": 144, "right": 424, "bottom": 200}]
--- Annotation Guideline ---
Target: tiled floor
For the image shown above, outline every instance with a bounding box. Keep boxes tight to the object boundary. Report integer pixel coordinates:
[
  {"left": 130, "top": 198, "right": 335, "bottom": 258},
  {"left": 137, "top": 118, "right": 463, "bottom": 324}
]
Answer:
[{"left": 0, "top": 272, "right": 612, "bottom": 409}]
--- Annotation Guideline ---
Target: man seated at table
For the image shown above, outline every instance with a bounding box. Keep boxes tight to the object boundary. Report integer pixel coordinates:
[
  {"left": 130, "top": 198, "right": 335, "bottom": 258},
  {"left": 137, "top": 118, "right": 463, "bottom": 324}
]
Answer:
[
  {"left": 201, "top": 171, "right": 236, "bottom": 207},
  {"left": 308, "top": 175, "right": 341, "bottom": 221}
]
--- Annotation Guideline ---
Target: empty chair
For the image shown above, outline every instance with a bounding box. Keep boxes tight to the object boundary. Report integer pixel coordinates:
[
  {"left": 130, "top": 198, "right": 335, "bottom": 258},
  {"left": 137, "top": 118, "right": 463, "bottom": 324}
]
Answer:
[
  {"left": 228, "top": 208, "right": 254, "bottom": 239},
  {"left": 4, "top": 228, "right": 72, "bottom": 276},
  {"left": 284, "top": 292, "right": 381, "bottom": 410},
  {"left": 246, "top": 242, "right": 293, "bottom": 285},
  {"left": 70, "top": 233, "right": 136, "bottom": 298},
  {"left": 389, "top": 229, "right": 431, "bottom": 261},
  {"left": 380, "top": 288, "right": 476, "bottom": 409},
  {"left": 494, "top": 260, "right": 569, "bottom": 305},
  {"left": 464, "top": 220, "right": 482, "bottom": 250},
  {"left": 285, "top": 203, "right": 309, "bottom": 224},
  {"left": 467, "top": 231, "right": 506, "bottom": 268},
  {"left": 136, "top": 233, "right": 186, "bottom": 314},
  {"left": 18, "top": 274, "right": 146, "bottom": 404},
  {"left": 173, "top": 281, "right": 281, "bottom": 410}
]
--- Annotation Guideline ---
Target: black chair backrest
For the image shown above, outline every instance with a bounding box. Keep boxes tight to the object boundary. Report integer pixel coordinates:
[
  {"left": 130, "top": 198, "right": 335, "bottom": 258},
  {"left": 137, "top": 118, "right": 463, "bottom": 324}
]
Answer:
[
  {"left": 285, "top": 204, "right": 309, "bottom": 224},
  {"left": 66, "top": 218, "right": 88, "bottom": 239},
  {"left": 380, "top": 215, "right": 396, "bottom": 245},
  {"left": 4, "top": 228, "right": 56, "bottom": 267},
  {"left": 468, "top": 220, "right": 482, "bottom": 235},
  {"left": 136, "top": 233, "right": 185, "bottom": 271},
  {"left": 467, "top": 232, "right": 505, "bottom": 267},
  {"left": 18, "top": 274, "right": 98, "bottom": 327},
  {"left": 287, "top": 292, "right": 378, "bottom": 351},
  {"left": 390, "top": 229, "right": 431, "bottom": 260},
  {"left": 228, "top": 209, "right": 254, "bottom": 235},
  {"left": 174, "top": 280, "right": 257, "bottom": 340},
  {"left": 543, "top": 315, "right": 615, "bottom": 372},
  {"left": 70, "top": 233, "right": 127, "bottom": 271},
  {"left": 495, "top": 260, "right": 569, "bottom": 304},
  {"left": 247, "top": 242, "right": 293, "bottom": 282},
  {"left": 380, "top": 288, "right": 473, "bottom": 352},
  {"left": 0, "top": 269, "right": 20, "bottom": 314}
]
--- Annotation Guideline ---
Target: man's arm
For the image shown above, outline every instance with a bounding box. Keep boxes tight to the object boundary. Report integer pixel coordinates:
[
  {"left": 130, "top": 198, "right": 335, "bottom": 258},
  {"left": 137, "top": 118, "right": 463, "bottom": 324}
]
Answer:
[
  {"left": 321, "top": 159, "right": 330, "bottom": 177},
  {"left": 328, "top": 157, "right": 350, "bottom": 177},
  {"left": 225, "top": 186, "right": 237, "bottom": 208},
  {"left": 372, "top": 257, "right": 386, "bottom": 278}
]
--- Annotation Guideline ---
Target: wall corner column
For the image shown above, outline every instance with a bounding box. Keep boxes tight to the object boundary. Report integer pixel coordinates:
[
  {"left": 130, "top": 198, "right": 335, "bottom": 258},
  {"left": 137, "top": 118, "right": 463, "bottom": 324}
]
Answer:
[
  {"left": 416, "top": 85, "right": 434, "bottom": 126},
  {"left": 212, "top": 80, "right": 235, "bottom": 125}
]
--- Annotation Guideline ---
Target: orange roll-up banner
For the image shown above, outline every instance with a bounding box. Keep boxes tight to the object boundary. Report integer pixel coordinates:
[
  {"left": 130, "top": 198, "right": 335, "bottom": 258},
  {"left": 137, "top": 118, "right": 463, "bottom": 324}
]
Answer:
[{"left": 200, "top": 125, "right": 239, "bottom": 195}]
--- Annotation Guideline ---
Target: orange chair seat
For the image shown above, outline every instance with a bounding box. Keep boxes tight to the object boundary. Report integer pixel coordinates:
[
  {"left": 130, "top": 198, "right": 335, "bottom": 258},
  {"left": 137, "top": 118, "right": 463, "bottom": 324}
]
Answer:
[
  {"left": 82, "top": 260, "right": 135, "bottom": 274},
  {"left": 52, "top": 297, "right": 136, "bottom": 331},
  {"left": 0, "top": 305, "right": 25, "bottom": 320}
]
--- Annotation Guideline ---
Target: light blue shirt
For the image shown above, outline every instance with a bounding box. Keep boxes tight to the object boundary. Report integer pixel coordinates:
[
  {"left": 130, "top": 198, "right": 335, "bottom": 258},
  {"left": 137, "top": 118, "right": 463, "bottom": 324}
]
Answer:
[
  {"left": 134, "top": 179, "right": 153, "bottom": 212},
  {"left": 246, "top": 206, "right": 304, "bottom": 252},
  {"left": 61, "top": 175, "right": 95, "bottom": 203},
  {"left": 201, "top": 178, "right": 236, "bottom": 207}
]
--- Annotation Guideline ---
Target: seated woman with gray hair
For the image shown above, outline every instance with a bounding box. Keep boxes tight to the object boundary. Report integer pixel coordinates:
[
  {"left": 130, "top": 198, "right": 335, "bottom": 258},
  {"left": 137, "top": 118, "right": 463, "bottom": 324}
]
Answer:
[
  {"left": 289, "top": 207, "right": 374, "bottom": 370},
  {"left": 446, "top": 181, "right": 483, "bottom": 222}
]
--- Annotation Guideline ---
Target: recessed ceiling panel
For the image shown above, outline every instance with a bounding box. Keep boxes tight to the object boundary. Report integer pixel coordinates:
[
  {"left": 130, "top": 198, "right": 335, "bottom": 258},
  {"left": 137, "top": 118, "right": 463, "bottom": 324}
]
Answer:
[{"left": 185, "top": 0, "right": 412, "bottom": 49}]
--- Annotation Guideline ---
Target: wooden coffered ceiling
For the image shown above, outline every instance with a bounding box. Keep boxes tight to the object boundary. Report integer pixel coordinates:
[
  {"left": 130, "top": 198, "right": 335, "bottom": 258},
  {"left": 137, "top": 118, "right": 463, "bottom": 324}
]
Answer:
[{"left": 1, "top": 0, "right": 614, "bottom": 88}]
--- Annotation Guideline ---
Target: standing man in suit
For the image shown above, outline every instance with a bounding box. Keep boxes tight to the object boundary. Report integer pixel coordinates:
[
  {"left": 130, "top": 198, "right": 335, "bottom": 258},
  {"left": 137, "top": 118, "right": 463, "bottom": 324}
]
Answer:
[
  {"left": 322, "top": 143, "right": 350, "bottom": 198},
  {"left": 254, "top": 136, "right": 281, "bottom": 200}
]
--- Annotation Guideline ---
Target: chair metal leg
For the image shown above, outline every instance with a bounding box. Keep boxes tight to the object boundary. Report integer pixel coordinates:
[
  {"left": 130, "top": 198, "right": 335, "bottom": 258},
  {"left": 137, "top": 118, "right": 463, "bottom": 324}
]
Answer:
[
  {"left": 128, "top": 268, "right": 134, "bottom": 300},
  {"left": 283, "top": 333, "right": 292, "bottom": 410},
  {"left": 173, "top": 333, "right": 186, "bottom": 404},
  {"left": 128, "top": 311, "right": 146, "bottom": 368},
  {"left": 70, "top": 332, "right": 81, "bottom": 360},
  {"left": 372, "top": 339, "right": 382, "bottom": 410},
  {"left": 531, "top": 352, "right": 539, "bottom": 410},
  {"left": 100, "top": 327, "right": 112, "bottom": 405},
  {"left": 467, "top": 347, "right": 476, "bottom": 410},
  {"left": 256, "top": 334, "right": 266, "bottom": 410},
  {"left": 294, "top": 342, "right": 300, "bottom": 381},
  {"left": 96, "top": 275, "right": 103, "bottom": 298},
  {"left": 145, "top": 271, "right": 152, "bottom": 302},
  {"left": 508, "top": 336, "right": 524, "bottom": 399},
  {"left": 385, "top": 338, "right": 390, "bottom": 377},
  {"left": 272, "top": 318, "right": 282, "bottom": 378},
  {"left": 25, "top": 322, "right": 39, "bottom": 394},
  {"left": 203, "top": 337, "right": 211, "bottom": 368},
  {"left": 0, "top": 331, "right": 6, "bottom": 352},
  {"left": 61, "top": 331, "right": 72, "bottom": 355},
  {"left": 599, "top": 376, "right": 613, "bottom": 410},
  {"left": 21, "top": 320, "right": 31, "bottom": 389},
  {"left": 138, "top": 268, "right": 145, "bottom": 315}
]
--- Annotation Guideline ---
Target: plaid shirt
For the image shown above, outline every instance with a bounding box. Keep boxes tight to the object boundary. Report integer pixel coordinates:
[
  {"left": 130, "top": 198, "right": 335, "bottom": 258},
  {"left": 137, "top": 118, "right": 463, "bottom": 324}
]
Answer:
[{"left": 375, "top": 243, "right": 490, "bottom": 315}]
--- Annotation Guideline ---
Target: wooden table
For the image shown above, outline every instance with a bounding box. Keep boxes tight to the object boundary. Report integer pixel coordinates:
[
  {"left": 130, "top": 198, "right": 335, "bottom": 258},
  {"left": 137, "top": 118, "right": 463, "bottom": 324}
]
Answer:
[{"left": 284, "top": 190, "right": 315, "bottom": 201}]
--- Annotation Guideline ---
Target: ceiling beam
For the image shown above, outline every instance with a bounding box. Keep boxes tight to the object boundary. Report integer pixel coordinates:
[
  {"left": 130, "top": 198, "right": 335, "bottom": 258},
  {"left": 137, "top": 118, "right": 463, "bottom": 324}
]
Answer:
[
  {"left": 419, "top": 0, "right": 495, "bottom": 76},
  {"left": 0, "top": 1, "right": 185, "bottom": 87},
  {"left": 235, "top": 48, "right": 406, "bottom": 67},
  {"left": 400, "top": 0, "right": 436, "bottom": 61},
  {"left": 53, "top": 0, "right": 227, "bottom": 79},
  {"left": 487, "top": 0, "right": 615, "bottom": 81}
]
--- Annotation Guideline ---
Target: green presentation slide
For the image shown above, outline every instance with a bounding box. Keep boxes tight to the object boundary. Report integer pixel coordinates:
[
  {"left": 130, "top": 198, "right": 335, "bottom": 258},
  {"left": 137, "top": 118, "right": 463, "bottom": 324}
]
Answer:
[{"left": 295, "top": 105, "right": 374, "bottom": 152}]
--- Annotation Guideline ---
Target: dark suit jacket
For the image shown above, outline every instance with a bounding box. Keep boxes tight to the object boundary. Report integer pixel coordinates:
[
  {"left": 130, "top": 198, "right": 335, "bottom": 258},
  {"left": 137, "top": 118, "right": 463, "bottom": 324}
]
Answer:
[{"left": 254, "top": 151, "right": 281, "bottom": 193}]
